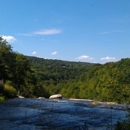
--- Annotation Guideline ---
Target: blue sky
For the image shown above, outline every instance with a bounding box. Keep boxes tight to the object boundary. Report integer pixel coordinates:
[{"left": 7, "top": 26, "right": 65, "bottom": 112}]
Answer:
[{"left": 0, "top": 0, "right": 130, "bottom": 64}]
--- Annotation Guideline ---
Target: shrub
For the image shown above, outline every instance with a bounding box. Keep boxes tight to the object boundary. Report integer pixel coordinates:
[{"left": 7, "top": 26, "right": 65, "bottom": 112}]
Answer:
[
  {"left": 4, "top": 84, "right": 17, "bottom": 98},
  {"left": 0, "top": 96, "right": 4, "bottom": 101}
]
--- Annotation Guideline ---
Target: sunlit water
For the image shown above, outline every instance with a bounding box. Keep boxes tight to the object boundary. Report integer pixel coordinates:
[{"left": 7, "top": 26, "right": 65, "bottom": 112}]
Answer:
[{"left": 0, "top": 98, "right": 128, "bottom": 130}]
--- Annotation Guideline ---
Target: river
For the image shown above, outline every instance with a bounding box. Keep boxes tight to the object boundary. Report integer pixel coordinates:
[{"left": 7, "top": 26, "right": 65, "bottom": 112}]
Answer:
[{"left": 0, "top": 98, "right": 128, "bottom": 130}]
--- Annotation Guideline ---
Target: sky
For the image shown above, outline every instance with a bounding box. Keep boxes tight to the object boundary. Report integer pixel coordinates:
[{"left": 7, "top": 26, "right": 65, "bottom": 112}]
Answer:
[{"left": 0, "top": 0, "right": 130, "bottom": 64}]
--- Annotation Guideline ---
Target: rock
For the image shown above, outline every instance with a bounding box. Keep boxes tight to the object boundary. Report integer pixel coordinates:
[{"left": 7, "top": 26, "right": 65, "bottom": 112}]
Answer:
[
  {"left": 49, "top": 94, "right": 62, "bottom": 99},
  {"left": 18, "top": 95, "right": 25, "bottom": 98},
  {"left": 38, "top": 97, "right": 45, "bottom": 99},
  {"left": 91, "top": 101, "right": 99, "bottom": 105}
]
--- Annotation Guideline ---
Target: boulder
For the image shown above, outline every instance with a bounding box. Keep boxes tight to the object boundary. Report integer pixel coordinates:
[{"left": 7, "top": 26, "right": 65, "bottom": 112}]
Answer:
[
  {"left": 18, "top": 95, "right": 25, "bottom": 98},
  {"left": 38, "top": 97, "right": 45, "bottom": 99},
  {"left": 49, "top": 94, "right": 62, "bottom": 99}
]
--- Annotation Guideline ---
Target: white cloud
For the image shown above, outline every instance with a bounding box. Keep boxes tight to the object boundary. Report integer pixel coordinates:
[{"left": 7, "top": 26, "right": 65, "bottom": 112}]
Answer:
[
  {"left": 51, "top": 51, "right": 57, "bottom": 55},
  {"left": 99, "top": 30, "right": 122, "bottom": 34},
  {"left": 2, "top": 35, "right": 16, "bottom": 43},
  {"left": 34, "top": 29, "right": 62, "bottom": 35},
  {"left": 100, "top": 56, "right": 116, "bottom": 61},
  {"left": 32, "top": 51, "right": 37, "bottom": 55},
  {"left": 19, "top": 29, "right": 62, "bottom": 36},
  {"left": 77, "top": 55, "right": 94, "bottom": 60}
]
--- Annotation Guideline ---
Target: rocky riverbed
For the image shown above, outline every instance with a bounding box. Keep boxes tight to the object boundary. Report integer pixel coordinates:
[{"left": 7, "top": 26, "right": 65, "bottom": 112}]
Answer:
[{"left": 0, "top": 98, "right": 128, "bottom": 130}]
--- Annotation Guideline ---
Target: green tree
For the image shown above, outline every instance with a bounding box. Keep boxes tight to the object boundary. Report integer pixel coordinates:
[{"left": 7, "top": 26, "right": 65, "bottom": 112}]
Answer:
[
  {"left": 11, "top": 53, "right": 32, "bottom": 95},
  {"left": 0, "top": 36, "right": 14, "bottom": 81}
]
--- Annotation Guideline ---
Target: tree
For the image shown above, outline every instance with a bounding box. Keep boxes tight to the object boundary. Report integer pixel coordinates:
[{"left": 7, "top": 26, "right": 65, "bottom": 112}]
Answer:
[
  {"left": 0, "top": 37, "right": 50, "bottom": 98},
  {"left": 11, "top": 53, "right": 32, "bottom": 95},
  {"left": 0, "top": 36, "right": 14, "bottom": 81}
]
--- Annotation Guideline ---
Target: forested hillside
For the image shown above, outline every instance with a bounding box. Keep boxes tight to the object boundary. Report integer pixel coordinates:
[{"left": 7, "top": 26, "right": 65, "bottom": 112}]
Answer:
[
  {"left": 26, "top": 56, "right": 93, "bottom": 87},
  {"left": 0, "top": 36, "right": 130, "bottom": 104},
  {"left": 59, "top": 59, "right": 130, "bottom": 104},
  {"left": 27, "top": 56, "right": 130, "bottom": 104}
]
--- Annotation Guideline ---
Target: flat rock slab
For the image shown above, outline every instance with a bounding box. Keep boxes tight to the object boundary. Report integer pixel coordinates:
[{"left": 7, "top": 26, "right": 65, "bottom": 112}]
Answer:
[{"left": 0, "top": 98, "right": 128, "bottom": 130}]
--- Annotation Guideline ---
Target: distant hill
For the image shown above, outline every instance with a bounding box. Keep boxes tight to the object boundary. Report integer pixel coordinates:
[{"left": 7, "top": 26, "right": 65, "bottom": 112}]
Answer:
[
  {"left": 26, "top": 56, "right": 94, "bottom": 67},
  {"left": 26, "top": 56, "right": 94, "bottom": 84}
]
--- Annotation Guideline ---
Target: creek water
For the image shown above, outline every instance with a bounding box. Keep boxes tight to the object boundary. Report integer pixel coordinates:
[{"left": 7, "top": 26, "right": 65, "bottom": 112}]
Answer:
[{"left": 0, "top": 98, "right": 128, "bottom": 130}]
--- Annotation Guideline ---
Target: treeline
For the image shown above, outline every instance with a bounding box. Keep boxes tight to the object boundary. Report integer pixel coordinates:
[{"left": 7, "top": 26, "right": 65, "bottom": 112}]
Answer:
[{"left": 1, "top": 36, "right": 130, "bottom": 104}]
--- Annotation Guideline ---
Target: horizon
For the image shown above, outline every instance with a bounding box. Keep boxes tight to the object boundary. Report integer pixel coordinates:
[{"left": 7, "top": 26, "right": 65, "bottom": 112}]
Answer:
[
  {"left": 0, "top": 0, "right": 130, "bottom": 64},
  {"left": 26, "top": 54, "right": 128, "bottom": 65}
]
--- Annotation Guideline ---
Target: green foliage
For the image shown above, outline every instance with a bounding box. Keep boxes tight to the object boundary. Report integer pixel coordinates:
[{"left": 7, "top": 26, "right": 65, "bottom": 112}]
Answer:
[
  {"left": 115, "top": 120, "right": 130, "bottom": 130},
  {"left": 0, "top": 37, "right": 14, "bottom": 80},
  {"left": 27, "top": 56, "right": 130, "bottom": 104},
  {"left": 11, "top": 53, "right": 33, "bottom": 93},
  {"left": 4, "top": 84, "right": 17, "bottom": 98},
  {"left": 27, "top": 56, "right": 93, "bottom": 84},
  {"left": 33, "top": 83, "right": 50, "bottom": 98},
  {"left": 58, "top": 59, "right": 130, "bottom": 104},
  {"left": 0, "top": 96, "right": 4, "bottom": 101},
  {"left": 0, "top": 37, "right": 50, "bottom": 98},
  {"left": 27, "top": 56, "right": 93, "bottom": 96}
]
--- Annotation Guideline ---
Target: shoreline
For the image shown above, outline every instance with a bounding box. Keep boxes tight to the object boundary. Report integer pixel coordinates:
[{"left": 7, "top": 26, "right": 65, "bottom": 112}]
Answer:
[{"left": 69, "top": 98, "right": 117, "bottom": 105}]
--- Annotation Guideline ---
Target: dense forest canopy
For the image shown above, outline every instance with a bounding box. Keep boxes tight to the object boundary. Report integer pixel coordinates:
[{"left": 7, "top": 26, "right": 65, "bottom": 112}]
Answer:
[
  {"left": 59, "top": 59, "right": 130, "bottom": 104},
  {"left": 0, "top": 36, "right": 130, "bottom": 104},
  {"left": 26, "top": 56, "right": 93, "bottom": 85}
]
